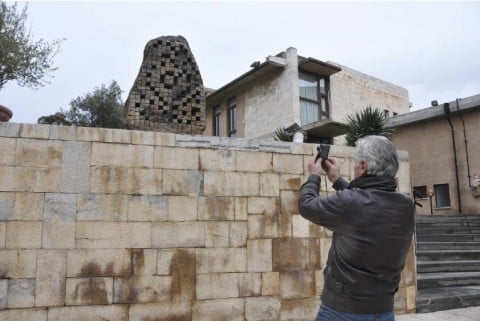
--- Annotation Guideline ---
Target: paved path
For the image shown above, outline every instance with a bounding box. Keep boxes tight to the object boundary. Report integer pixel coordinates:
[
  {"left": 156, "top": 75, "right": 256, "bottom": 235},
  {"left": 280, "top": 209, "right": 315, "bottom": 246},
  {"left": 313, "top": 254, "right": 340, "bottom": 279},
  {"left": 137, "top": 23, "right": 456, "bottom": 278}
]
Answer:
[{"left": 396, "top": 306, "right": 480, "bottom": 320}]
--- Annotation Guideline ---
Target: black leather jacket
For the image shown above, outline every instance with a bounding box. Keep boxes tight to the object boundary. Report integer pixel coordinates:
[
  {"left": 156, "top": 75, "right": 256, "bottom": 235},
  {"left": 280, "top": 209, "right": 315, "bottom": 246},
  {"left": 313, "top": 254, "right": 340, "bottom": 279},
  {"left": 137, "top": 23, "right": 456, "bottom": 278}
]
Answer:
[{"left": 298, "top": 174, "right": 414, "bottom": 314}]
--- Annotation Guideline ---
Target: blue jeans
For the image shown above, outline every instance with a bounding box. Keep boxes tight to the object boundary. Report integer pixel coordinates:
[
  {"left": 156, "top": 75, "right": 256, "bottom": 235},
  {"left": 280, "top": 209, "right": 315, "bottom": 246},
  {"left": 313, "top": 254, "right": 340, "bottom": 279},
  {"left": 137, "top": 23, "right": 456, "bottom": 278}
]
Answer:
[{"left": 315, "top": 304, "right": 395, "bottom": 321}]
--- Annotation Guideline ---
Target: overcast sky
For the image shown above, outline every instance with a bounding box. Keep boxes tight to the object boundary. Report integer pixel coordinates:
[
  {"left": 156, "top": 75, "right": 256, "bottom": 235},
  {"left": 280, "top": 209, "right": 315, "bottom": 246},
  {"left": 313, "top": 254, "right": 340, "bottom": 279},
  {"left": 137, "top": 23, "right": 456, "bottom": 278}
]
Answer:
[{"left": 1, "top": 1, "right": 479, "bottom": 124}]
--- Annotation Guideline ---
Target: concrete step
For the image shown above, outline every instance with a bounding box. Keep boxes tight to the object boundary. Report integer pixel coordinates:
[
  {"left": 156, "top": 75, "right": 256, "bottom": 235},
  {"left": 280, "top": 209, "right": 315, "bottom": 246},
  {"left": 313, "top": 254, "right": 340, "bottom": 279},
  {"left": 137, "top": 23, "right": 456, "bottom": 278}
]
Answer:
[
  {"left": 416, "top": 250, "right": 480, "bottom": 261},
  {"left": 416, "top": 215, "right": 480, "bottom": 223},
  {"left": 416, "top": 227, "right": 480, "bottom": 235},
  {"left": 418, "top": 260, "right": 480, "bottom": 273},
  {"left": 417, "top": 271, "right": 480, "bottom": 289},
  {"left": 416, "top": 234, "right": 480, "bottom": 242},
  {"left": 417, "top": 286, "right": 480, "bottom": 313},
  {"left": 417, "top": 242, "right": 480, "bottom": 250},
  {"left": 417, "top": 221, "right": 480, "bottom": 228}
]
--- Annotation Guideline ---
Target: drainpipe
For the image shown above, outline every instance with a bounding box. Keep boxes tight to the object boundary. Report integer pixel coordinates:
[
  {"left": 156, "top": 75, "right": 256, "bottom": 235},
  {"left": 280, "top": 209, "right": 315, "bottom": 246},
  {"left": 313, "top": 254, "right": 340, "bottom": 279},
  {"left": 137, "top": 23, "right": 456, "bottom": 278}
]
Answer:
[
  {"left": 444, "top": 103, "right": 462, "bottom": 214},
  {"left": 456, "top": 98, "right": 472, "bottom": 188}
]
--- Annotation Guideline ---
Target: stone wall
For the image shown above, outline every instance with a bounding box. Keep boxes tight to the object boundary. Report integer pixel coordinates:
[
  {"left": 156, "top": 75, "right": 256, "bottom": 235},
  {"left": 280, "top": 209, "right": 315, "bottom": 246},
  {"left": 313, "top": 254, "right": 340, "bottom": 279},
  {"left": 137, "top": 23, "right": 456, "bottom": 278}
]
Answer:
[{"left": 0, "top": 122, "right": 416, "bottom": 320}]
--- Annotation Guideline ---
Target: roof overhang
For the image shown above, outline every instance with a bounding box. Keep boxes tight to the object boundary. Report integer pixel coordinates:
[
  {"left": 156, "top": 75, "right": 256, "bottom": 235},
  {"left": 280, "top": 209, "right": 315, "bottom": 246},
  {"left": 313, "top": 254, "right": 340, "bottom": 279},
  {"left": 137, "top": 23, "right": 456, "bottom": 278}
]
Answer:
[
  {"left": 301, "top": 120, "right": 349, "bottom": 138},
  {"left": 298, "top": 56, "right": 342, "bottom": 76},
  {"left": 206, "top": 58, "right": 286, "bottom": 106}
]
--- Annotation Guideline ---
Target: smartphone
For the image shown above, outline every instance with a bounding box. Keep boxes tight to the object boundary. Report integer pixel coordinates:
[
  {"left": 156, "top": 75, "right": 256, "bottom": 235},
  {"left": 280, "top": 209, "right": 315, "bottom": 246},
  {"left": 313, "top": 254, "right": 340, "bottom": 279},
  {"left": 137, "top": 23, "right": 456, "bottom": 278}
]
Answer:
[{"left": 315, "top": 144, "right": 330, "bottom": 162}]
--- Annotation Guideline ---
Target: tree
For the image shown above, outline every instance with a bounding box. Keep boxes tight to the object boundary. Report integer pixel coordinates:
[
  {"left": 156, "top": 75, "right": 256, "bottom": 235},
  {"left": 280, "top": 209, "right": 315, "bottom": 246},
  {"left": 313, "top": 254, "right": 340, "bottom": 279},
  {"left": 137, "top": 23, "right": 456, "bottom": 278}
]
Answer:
[
  {"left": 38, "top": 81, "right": 125, "bottom": 129},
  {"left": 0, "top": 1, "right": 64, "bottom": 90},
  {"left": 344, "top": 106, "right": 394, "bottom": 146}
]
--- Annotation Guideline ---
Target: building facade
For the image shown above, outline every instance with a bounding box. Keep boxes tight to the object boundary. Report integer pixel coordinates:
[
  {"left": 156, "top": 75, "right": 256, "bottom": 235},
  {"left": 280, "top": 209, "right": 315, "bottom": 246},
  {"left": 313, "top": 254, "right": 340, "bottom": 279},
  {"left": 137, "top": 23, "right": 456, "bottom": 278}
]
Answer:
[
  {"left": 204, "top": 47, "right": 410, "bottom": 143},
  {"left": 388, "top": 94, "right": 480, "bottom": 215}
]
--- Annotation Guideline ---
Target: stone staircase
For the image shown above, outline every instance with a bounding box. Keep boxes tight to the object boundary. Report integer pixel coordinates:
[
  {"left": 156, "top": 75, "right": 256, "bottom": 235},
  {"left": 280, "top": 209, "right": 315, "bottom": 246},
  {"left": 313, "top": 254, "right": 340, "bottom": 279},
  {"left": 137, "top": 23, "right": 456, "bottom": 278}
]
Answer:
[{"left": 416, "top": 215, "right": 480, "bottom": 313}]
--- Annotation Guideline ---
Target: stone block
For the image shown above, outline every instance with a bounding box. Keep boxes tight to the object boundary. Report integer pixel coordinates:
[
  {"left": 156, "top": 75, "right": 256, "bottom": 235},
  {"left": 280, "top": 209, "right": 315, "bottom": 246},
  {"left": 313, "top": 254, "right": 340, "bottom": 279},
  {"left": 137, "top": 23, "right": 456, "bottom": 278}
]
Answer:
[
  {"left": 280, "top": 175, "right": 303, "bottom": 190},
  {"left": 92, "top": 143, "right": 153, "bottom": 168},
  {"left": 280, "top": 297, "right": 320, "bottom": 321},
  {"left": 196, "top": 248, "right": 246, "bottom": 274},
  {"left": 157, "top": 249, "right": 175, "bottom": 275},
  {"left": 321, "top": 238, "right": 332, "bottom": 267},
  {"left": 205, "top": 222, "right": 229, "bottom": 248},
  {"left": 76, "top": 222, "right": 151, "bottom": 248},
  {"left": 33, "top": 168, "right": 62, "bottom": 192},
  {"left": 0, "top": 279, "right": 6, "bottom": 309},
  {"left": 406, "top": 285, "right": 416, "bottom": 311},
  {"left": 14, "top": 193, "right": 44, "bottom": 220},
  {"left": 131, "top": 131, "right": 176, "bottom": 146},
  {"left": 126, "top": 195, "right": 168, "bottom": 221},
  {"left": 76, "top": 126, "right": 105, "bottom": 142},
  {"left": 277, "top": 213, "right": 292, "bottom": 238},
  {"left": 78, "top": 194, "right": 128, "bottom": 221},
  {"left": 0, "top": 223, "right": 5, "bottom": 248},
  {"left": 280, "top": 191, "right": 299, "bottom": 214},
  {"left": 67, "top": 249, "right": 132, "bottom": 277},
  {"left": 273, "top": 154, "right": 304, "bottom": 174},
  {"left": 199, "top": 149, "right": 236, "bottom": 171},
  {"left": 292, "top": 214, "right": 311, "bottom": 238},
  {"left": 0, "top": 309, "right": 47, "bottom": 321},
  {"left": 196, "top": 273, "right": 240, "bottom": 300},
  {"left": 246, "top": 297, "right": 280, "bottom": 321},
  {"left": 47, "top": 305, "right": 128, "bottom": 321},
  {"left": 103, "top": 128, "right": 131, "bottom": 144},
  {"left": 239, "top": 273, "right": 261, "bottom": 297},
  {"left": 248, "top": 197, "right": 279, "bottom": 216},
  {"left": 0, "top": 167, "right": 60, "bottom": 192},
  {"left": 272, "top": 238, "right": 306, "bottom": 271},
  {"left": 35, "top": 250, "right": 67, "bottom": 307},
  {"left": 163, "top": 169, "right": 203, "bottom": 196},
  {"left": 44, "top": 193, "right": 76, "bottom": 220},
  {"left": 132, "top": 249, "right": 157, "bottom": 276},
  {"left": 66, "top": 277, "right": 113, "bottom": 305},
  {"left": 403, "top": 241, "right": 416, "bottom": 287},
  {"left": 0, "top": 192, "right": 15, "bottom": 220},
  {"left": 0, "top": 122, "right": 20, "bottom": 137},
  {"left": 315, "top": 269, "right": 324, "bottom": 295},
  {"left": 306, "top": 239, "right": 322, "bottom": 270},
  {"left": 193, "top": 298, "right": 244, "bottom": 321},
  {"left": 49, "top": 125, "right": 76, "bottom": 140},
  {"left": 394, "top": 286, "right": 407, "bottom": 311},
  {"left": 0, "top": 138, "right": 16, "bottom": 166},
  {"left": 19, "top": 124, "right": 49, "bottom": 139},
  {"left": 247, "top": 239, "right": 272, "bottom": 272},
  {"left": 128, "top": 302, "right": 191, "bottom": 321},
  {"left": 280, "top": 270, "right": 315, "bottom": 299},
  {"left": 203, "top": 171, "right": 225, "bottom": 196},
  {"left": 168, "top": 196, "right": 197, "bottom": 221},
  {"left": 152, "top": 222, "right": 205, "bottom": 248},
  {"left": 154, "top": 146, "right": 198, "bottom": 169},
  {"left": 230, "top": 222, "right": 247, "bottom": 247},
  {"left": 262, "top": 272, "right": 280, "bottom": 296},
  {"left": 235, "top": 197, "right": 248, "bottom": 220},
  {"left": 260, "top": 173, "right": 280, "bottom": 197},
  {"left": 225, "top": 172, "right": 260, "bottom": 196},
  {"left": 42, "top": 221, "right": 75, "bottom": 249},
  {"left": 6, "top": 222, "right": 42, "bottom": 249},
  {"left": 15, "top": 139, "right": 62, "bottom": 168},
  {"left": 90, "top": 166, "right": 162, "bottom": 195},
  {"left": 60, "top": 141, "right": 91, "bottom": 193},
  {"left": 198, "top": 196, "right": 235, "bottom": 221},
  {"left": 248, "top": 215, "right": 278, "bottom": 239},
  {"left": 7, "top": 279, "right": 35, "bottom": 308},
  {"left": 113, "top": 275, "right": 171, "bottom": 303},
  {"left": 236, "top": 151, "right": 272, "bottom": 172},
  {"left": 0, "top": 250, "right": 37, "bottom": 278}
]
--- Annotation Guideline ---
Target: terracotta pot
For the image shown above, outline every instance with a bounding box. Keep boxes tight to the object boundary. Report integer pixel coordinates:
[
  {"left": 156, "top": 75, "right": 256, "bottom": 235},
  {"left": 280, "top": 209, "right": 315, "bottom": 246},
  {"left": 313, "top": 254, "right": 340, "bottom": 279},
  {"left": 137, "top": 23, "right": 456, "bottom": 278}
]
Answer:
[{"left": 0, "top": 104, "right": 13, "bottom": 122}]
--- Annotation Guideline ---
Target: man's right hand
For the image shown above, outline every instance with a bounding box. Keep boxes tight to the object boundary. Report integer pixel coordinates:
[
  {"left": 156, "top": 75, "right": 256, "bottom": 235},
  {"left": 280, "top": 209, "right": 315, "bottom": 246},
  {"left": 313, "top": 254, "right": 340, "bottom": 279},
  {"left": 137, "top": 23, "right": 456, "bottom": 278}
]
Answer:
[{"left": 321, "top": 158, "right": 341, "bottom": 184}]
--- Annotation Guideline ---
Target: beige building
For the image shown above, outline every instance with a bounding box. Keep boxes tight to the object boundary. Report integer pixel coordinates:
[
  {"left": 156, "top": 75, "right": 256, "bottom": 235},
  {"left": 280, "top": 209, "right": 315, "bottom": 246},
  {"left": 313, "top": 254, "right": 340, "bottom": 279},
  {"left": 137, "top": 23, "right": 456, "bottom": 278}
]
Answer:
[
  {"left": 388, "top": 94, "right": 480, "bottom": 215},
  {"left": 205, "top": 47, "right": 410, "bottom": 144}
]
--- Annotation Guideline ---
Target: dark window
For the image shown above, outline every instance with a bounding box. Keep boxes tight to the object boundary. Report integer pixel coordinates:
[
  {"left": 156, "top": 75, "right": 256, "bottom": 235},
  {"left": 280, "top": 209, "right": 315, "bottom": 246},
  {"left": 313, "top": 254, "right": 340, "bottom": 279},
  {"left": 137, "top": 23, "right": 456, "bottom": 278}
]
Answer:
[
  {"left": 299, "top": 72, "right": 329, "bottom": 125},
  {"left": 384, "top": 109, "right": 390, "bottom": 117},
  {"left": 434, "top": 184, "right": 451, "bottom": 208},
  {"left": 414, "top": 186, "right": 427, "bottom": 199},
  {"left": 393, "top": 112, "right": 398, "bottom": 116},
  {"left": 213, "top": 105, "right": 221, "bottom": 136},
  {"left": 227, "top": 97, "right": 237, "bottom": 138}
]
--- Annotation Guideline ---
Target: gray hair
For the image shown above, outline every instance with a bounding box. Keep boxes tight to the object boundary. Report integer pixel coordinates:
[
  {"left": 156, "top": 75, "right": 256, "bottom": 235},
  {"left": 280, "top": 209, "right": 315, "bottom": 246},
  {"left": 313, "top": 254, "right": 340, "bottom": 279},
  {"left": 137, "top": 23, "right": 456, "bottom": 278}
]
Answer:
[{"left": 354, "top": 135, "right": 399, "bottom": 177}]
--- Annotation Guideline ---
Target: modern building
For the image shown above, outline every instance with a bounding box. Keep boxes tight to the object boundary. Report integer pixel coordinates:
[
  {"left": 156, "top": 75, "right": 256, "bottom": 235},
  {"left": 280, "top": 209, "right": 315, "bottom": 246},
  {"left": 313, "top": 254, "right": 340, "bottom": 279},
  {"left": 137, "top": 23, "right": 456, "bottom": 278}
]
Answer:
[
  {"left": 204, "top": 47, "right": 410, "bottom": 144},
  {"left": 388, "top": 94, "right": 480, "bottom": 215}
]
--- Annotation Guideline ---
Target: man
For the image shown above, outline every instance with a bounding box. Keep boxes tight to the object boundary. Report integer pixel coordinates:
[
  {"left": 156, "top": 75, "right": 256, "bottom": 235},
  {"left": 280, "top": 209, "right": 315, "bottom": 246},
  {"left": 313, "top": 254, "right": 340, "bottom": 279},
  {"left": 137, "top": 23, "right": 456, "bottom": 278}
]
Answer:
[{"left": 298, "top": 135, "right": 414, "bottom": 321}]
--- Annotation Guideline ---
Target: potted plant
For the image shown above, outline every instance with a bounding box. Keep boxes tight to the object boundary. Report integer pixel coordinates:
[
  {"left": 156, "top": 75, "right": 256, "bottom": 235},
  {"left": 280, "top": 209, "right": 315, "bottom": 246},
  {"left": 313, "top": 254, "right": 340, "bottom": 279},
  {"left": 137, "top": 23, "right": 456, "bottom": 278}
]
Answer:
[{"left": 0, "top": 104, "right": 13, "bottom": 122}]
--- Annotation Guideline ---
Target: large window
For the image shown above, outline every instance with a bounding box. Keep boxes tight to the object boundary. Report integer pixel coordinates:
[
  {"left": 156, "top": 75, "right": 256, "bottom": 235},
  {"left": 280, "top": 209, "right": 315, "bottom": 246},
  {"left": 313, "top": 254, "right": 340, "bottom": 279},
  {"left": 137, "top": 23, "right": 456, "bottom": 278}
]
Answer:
[
  {"left": 413, "top": 186, "right": 427, "bottom": 199},
  {"left": 434, "top": 184, "right": 451, "bottom": 208},
  {"left": 227, "top": 97, "right": 237, "bottom": 138},
  {"left": 213, "top": 105, "right": 221, "bottom": 136},
  {"left": 299, "top": 72, "right": 328, "bottom": 125}
]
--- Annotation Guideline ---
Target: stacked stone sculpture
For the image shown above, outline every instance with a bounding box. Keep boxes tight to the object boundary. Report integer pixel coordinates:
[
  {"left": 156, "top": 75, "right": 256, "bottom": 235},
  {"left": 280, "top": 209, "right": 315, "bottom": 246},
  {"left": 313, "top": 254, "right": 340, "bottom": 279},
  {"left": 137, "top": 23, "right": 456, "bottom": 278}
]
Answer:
[{"left": 124, "top": 36, "right": 206, "bottom": 134}]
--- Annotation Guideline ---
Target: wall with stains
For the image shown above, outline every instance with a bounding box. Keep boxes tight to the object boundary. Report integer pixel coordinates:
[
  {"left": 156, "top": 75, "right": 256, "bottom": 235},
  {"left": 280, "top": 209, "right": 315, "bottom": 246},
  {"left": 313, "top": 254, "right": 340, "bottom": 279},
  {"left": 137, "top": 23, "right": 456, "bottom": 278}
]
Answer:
[{"left": 0, "top": 123, "right": 416, "bottom": 320}]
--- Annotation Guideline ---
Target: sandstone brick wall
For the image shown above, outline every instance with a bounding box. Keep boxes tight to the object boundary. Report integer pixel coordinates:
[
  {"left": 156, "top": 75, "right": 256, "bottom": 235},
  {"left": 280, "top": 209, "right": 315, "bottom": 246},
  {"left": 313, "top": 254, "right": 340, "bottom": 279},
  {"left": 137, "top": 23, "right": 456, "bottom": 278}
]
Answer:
[{"left": 0, "top": 122, "right": 416, "bottom": 320}]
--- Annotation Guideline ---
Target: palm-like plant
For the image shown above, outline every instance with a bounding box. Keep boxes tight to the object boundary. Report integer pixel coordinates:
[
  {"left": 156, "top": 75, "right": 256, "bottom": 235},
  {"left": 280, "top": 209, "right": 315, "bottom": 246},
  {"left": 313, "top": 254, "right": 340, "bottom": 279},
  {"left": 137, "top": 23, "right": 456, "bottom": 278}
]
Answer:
[
  {"left": 345, "top": 106, "right": 394, "bottom": 146},
  {"left": 274, "top": 126, "right": 293, "bottom": 142}
]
